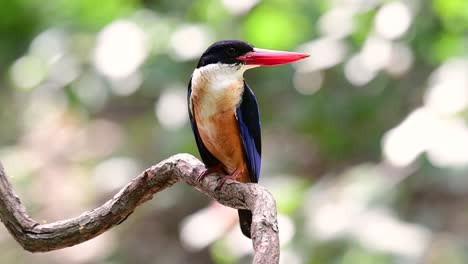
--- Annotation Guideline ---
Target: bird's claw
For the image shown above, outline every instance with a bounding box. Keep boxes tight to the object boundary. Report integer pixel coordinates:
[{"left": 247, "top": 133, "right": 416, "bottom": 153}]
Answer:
[
  {"left": 144, "top": 169, "right": 155, "bottom": 178},
  {"left": 214, "top": 169, "right": 240, "bottom": 191},
  {"left": 197, "top": 163, "right": 226, "bottom": 183},
  {"left": 196, "top": 169, "right": 210, "bottom": 182}
]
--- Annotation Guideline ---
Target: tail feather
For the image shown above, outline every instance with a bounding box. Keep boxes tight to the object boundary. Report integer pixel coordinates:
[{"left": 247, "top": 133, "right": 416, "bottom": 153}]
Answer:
[{"left": 238, "top": 209, "right": 252, "bottom": 239}]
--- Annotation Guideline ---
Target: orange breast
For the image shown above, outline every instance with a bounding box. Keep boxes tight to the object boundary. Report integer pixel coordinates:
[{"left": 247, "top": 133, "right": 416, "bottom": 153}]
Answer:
[
  {"left": 191, "top": 89, "right": 250, "bottom": 182},
  {"left": 194, "top": 108, "right": 251, "bottom": 183},
  {"left": 190, "top": 70, "right": 252, "bottom": 183}
]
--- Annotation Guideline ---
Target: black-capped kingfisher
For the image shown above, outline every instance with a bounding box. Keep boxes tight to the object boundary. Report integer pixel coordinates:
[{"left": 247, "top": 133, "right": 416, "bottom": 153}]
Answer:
[{"left": 188, "top": 40, "right": 309, "bottom": 239}]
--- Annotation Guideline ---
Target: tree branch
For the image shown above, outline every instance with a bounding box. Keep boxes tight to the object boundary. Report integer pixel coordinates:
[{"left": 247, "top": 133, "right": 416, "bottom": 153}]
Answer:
[{"left": 0, "top": 154, "right": 279, "bottom": 264}]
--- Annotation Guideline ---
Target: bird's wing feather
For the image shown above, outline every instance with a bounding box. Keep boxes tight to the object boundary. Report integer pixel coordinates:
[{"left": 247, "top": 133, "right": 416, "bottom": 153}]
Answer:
[
  {"left": 236, "top": 82, "right": 262, "bottom": 183},
  {"left": 187, "top": 78, "right": 220, "bottom": 168}
]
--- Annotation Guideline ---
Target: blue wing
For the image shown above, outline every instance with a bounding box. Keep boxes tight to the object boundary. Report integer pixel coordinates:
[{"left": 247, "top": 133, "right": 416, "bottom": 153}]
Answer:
[
  {"left": 187, "top": 78, "right": 220, "bottom": 168},
  {"left": 236, "top": 82, "right": 262, "bottom": 183}
]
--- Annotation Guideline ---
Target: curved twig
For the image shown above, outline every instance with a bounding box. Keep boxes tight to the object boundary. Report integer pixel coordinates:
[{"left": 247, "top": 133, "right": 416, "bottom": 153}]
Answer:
[{"left": 0, "top": 154, "right": 279, "bottom": 264}]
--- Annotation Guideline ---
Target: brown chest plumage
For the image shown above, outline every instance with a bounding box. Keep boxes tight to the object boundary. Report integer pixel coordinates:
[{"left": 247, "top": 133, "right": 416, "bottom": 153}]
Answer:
[{"left": 190, "top": 72, "right": 251, "bottom": 183}]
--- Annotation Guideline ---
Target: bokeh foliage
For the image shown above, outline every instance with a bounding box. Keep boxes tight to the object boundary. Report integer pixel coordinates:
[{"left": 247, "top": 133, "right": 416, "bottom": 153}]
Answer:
[{"left": 1, "top": 0, "right": 468, "bottom": 263}]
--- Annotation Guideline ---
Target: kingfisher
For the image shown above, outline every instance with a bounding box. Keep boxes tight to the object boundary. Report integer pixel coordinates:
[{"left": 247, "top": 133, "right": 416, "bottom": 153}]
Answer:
[{"left": 187, "top": 40, "right": 309, "bottom": 239}]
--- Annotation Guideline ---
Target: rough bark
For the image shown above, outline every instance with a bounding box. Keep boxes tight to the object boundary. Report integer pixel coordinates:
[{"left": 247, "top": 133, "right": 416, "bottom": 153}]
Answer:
[{"left": 0, "top": 153, "right": 279, "bottom": 264}]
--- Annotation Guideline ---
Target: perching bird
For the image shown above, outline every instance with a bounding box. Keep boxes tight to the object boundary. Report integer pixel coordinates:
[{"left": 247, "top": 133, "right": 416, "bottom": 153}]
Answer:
[{"left": 187, "top": 40, "right": 309, "bottom": 238}]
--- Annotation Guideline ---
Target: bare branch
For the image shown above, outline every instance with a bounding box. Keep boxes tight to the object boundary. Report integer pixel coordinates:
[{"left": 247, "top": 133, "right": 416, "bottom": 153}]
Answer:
[{"left": 0, "top": 154, "right": 279, "bottom": 264}]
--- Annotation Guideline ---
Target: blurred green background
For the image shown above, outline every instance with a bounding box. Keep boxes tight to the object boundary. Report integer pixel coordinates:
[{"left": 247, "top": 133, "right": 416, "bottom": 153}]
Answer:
[{"left": 1, "top": 0, "right": 468, "bottom": 263}]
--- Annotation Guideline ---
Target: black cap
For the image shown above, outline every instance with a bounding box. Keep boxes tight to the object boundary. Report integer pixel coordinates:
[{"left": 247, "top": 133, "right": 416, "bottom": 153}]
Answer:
[{"left": 197, "top": 40, "right": 254, "bottom": 68}]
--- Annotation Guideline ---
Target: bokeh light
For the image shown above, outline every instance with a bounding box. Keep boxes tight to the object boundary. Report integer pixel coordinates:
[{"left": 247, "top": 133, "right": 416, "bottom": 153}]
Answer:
[
  {"left": 361, "top": 35, "right": 392, "bottom": 72},
  {"left": 385, "top": 42, "right": 413, "bottom": 76},
  {"left": 425, "top": 58, "right": 468, "bottom": 115},
  {"left": 296, "top": 38, "right": 348, "bottom": 72},
  {"left": 10, "top": 55, "right": 46, "bottom": 90},
  {"left": 1, "top": 1, "right": 468, "bottom": 263},
  {"left": 169, "top": 24, "right": 214, "bottom": 61},
  {"left": 155, "top": 85, "right": 188, "bottom": 130},
  {"left": 221, "top": 0, "right": 259, "bottom": 15},
  {"left": 93, "top": 20, "right": 148, "bottom": 78},
  {"left": 318, "top": 7, "right": 355, "bottom": 38},
  {"left": 72, "top": 72, "right": 109, "bottom": 111},
  {"left": 374, "top": 1, "right": 412, "bottom": 40},
  {"left": 30, "top": 28, "right": 68, "bottom": 63},
  {"left": 93, "top": 157, "right": 141, "bottom": 192},
  {"left": 344, "top": 53, "right": 376, "bottom": 86},
  {"left": 293, "top": 70, "right": 324, "bottom": 95},
  {"left": 383, "top": 107, "right": 434, "bottom": 167}
]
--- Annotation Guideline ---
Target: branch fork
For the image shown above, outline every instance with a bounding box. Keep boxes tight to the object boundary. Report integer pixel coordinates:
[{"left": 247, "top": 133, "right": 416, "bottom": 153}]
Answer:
[{"left": 0, "top": 154, "right": 279, "bottom": 264}]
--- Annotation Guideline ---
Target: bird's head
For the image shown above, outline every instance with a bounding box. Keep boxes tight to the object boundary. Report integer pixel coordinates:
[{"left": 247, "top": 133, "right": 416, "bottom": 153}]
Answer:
[{"left": 195, "top": 40, "right": 309, "bottom": 77}]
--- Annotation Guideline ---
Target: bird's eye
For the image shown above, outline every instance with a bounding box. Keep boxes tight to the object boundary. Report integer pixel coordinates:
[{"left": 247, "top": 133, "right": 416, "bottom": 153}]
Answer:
[{"left": 227, "top": 47, "right": 236, "bottom": 55}]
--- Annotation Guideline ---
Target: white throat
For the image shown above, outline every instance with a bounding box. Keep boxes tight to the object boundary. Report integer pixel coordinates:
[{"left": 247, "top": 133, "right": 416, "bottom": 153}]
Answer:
[
  {"left": 192, "top": 63, "right": 257, "bottom": 91},
  {"left": 190, "top": 63, "right": 257, "bottom": 118}
]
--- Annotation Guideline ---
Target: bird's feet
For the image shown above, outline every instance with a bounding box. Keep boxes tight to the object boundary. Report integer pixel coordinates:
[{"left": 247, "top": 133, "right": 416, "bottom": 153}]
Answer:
[
  {"left": 197, "top": 163, "right": 226, "bottom": 182},
  {"left": 215, "top": 168, "right": 242, "bottom": 191}
]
